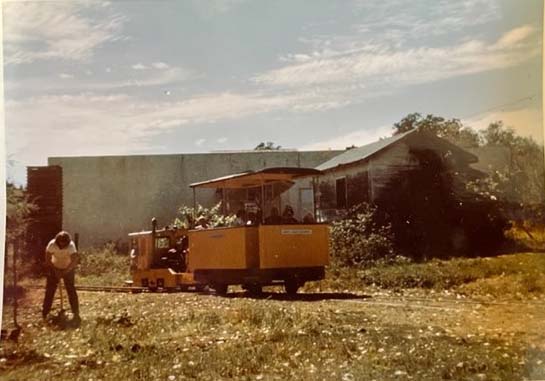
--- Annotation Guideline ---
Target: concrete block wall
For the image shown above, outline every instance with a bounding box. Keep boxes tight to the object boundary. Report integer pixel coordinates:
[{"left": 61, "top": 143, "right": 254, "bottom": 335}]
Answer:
[{"left": 49, "top": 150, "right": 341, "bottom": 248}]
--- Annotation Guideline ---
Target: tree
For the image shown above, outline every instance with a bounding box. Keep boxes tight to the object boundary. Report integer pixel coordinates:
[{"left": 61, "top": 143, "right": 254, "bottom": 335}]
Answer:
[
  {"left": 387, "top": 113, "right": 545, "bottom": 256},
  {"left": 393, "top": 114, "right": 544, "bottom": 205},
  {"left": 254, "top": 141, "right": 282, "bottom": 150},
  {"left": 393, "top": 113, "right": 481, "bottom": 147},
  {"left": 467, "top": 122, "right": 545, "bottom": 243},
  {"left": 6, "top": 183, "right": 37, "bottom": 248},
  {"left": 5, "top": 183, "right": 37, "bottom": 328}
]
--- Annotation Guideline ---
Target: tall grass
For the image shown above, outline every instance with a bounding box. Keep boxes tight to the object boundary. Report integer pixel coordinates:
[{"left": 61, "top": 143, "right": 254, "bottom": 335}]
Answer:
[{"left": 359, "top": 253, "right": 545, "bottom": 298}]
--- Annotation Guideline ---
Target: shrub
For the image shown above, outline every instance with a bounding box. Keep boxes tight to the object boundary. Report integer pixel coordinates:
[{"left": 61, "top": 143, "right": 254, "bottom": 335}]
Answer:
[{"left": 330, "top": 203, "right": 394, "bottom": 267}]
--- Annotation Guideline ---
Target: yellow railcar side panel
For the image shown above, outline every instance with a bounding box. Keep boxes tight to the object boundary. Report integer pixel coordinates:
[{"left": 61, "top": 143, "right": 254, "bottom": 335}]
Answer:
[
  {"left": 245, "top": 227, "right": 260, "bottom": 269},
  {"left": 188, "top": 227, "right": 259, "bottom": 270},
  {"left": 258, "top": 225, "right": 329, "bottom": 269}
]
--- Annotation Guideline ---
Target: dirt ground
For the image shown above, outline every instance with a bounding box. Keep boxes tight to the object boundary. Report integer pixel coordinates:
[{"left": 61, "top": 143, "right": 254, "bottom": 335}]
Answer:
[{"left": 1, "top": 287, "right": 544, "bottom": 380}]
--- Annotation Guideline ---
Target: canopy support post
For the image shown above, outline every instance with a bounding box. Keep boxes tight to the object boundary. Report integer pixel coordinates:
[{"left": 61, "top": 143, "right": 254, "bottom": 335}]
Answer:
[
  {"left": 222, "top": 187, "right": 226, "bottom": 215},
  {"left": 260, "top": 177, "right": 265, "bottom": 224},
  {"left": 312, "top": 176, "right": 318, "bottom": 220},
  {"left": 192, "top": 187, "right": 196, "bottom": 222}
]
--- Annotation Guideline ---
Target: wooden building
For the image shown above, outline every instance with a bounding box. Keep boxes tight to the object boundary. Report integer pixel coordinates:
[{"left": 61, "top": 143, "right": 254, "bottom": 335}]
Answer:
[{"left": 315, "top": 129, "right": 497, "bottom": 258}]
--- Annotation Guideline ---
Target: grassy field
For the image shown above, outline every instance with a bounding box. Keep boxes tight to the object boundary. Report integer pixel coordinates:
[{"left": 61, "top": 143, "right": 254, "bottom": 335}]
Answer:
[
  {"left": 313, "top": 253, "right": 545, "bottom": 301},
  {"left": 1, "top": 252, "right": 545, "bottom": 380}
]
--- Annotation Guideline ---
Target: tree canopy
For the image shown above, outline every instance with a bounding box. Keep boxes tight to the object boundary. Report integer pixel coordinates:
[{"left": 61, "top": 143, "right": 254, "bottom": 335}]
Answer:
[
  {"left": 393, "top": 113, "right": 545, "bottom": 244},
  {"left": 393, "top": 113, "right": 481, "bottom": 148},
  {"left": 6, "top": 182, "right": 37, "bottom": 246},
  {"left": 254, "top": 142, "right": 282, "bottom": 150}
]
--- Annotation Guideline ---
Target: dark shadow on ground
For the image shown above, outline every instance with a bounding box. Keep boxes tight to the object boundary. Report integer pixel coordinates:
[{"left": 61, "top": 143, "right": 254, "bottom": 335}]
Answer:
[
  {"left": 218, "top": 291, "right": 371, "bottom": 301},
  {"left": 44, "top": 310, "right": 81, "bottom": 330}
]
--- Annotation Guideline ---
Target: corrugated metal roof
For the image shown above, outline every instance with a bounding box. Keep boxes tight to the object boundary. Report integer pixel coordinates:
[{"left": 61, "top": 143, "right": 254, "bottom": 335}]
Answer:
[{"left": 316, "top": 129, "right": 417, "bottom": 171}]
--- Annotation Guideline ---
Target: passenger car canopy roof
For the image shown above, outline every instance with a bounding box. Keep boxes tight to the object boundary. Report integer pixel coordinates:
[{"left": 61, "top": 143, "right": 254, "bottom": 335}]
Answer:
[{"left": 190, "top": 167, "right": 322, "bottom": 189}]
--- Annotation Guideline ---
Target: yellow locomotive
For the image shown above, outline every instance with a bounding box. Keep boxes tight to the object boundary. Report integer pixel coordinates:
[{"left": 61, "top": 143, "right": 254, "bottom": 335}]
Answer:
[
  {"left": 128, "top": 167, "right": 329, "bottom": 294},
  {"left": 128, "top": 220, "right": 203, "bottom": 291}
]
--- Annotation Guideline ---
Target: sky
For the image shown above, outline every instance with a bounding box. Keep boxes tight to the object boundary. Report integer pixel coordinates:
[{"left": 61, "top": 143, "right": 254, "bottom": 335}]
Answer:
[{"left": 3, "top": 0, "right": 543, "bottom": 185}]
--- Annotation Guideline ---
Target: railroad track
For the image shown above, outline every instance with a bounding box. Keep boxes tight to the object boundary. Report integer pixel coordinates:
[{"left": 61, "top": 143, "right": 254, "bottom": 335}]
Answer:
[
  {"left": 23, "top": 285, "right": 545, "bottom": 309},
  {"left": 26, "top": 284, "right": 148, "bottom": 293}
]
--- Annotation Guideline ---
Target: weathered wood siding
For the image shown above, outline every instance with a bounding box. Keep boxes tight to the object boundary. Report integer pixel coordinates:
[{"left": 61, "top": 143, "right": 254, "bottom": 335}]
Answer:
[{"left": 318, "top": 142, "right": 418, "bottom": 209}]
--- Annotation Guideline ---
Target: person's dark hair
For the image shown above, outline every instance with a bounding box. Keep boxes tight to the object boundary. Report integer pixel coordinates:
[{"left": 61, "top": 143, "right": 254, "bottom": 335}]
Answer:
[
  {"left": 282, "top": 205, "right": 294, "bottom": 217},
  {"left": 55, "top": 231, "right": 72, "bottom": 249}
]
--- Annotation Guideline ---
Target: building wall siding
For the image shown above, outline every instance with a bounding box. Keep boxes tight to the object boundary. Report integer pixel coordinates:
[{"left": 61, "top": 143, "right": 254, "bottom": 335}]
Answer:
[{"left": 318, "top": 142, "right": 416, "bottom": 210}]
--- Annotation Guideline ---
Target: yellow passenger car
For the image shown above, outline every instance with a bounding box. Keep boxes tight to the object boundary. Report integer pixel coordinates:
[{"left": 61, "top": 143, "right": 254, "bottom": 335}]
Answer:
[{"left": 187, "top": 167, "right": 329, "bottom": 295}]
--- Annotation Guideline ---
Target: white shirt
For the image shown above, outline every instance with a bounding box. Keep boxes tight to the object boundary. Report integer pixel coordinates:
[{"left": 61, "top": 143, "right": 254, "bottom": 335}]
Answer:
[{"left": 46, "top": 239, "right": 77, "bottom": 270}]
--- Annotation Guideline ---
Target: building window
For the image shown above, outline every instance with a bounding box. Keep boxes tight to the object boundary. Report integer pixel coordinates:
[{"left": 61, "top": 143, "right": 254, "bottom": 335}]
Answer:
[{"left": 336, "top": 177, "right": 347, "bottom": 209}]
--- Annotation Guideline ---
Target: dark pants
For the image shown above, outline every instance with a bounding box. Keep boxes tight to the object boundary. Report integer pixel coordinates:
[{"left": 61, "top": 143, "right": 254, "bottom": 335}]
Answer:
[{"left": 42, "top": 268, "right": 79, "bottom": 317}]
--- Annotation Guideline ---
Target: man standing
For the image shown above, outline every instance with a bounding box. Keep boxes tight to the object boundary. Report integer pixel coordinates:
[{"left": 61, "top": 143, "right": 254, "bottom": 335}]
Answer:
[{"left": 42, "top": 231, "right": 80, "bottom": 324}]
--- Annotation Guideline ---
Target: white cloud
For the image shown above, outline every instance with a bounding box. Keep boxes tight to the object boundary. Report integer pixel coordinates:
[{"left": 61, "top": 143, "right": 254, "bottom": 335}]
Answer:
[
  {"left": 217, "top": 137, "right": 228, "bottom": 144},
  {"left": 151, "top": 62, "right": 170, "bottom": 70},
  {"left": 301, "top": 124, "right": 392, "bottom": 151},
  {"left": 195, "top": 138, "right": 206, "bottom": 147},
  {"left": 59, "top": 73, "right": 74, "bottom": 79},
  {"left": 495, "top": 25, "right": 536, "bottom": 48},
  {"left": 132, "top": 63, "right": 148, "bottom": 70},
  {"left": 351, "top": 0, "right": 500, "bottom": 45},
  {"left": 5, "top": 86, "right": 358, "bottom": 173},
  {"left": 122, "top": 61, "right": 174, "bottom": 76},
  {"left": 253, "top": 25, "right": 539, "bottom": 91},
  {"left": 5, "top": 66, "right": 200, "bottom": 96},
  {"left": 3, "top": 2, "right": 127, "bottom": 65}
]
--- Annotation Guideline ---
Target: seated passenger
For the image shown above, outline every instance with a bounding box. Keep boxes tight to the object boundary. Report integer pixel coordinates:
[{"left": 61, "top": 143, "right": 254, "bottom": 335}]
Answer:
[
  {"left": 303, "top": 211, "right": 315, "bottom": 224},
  {"left": 265, "top": 207, "right": 282, "bottom": 224},
  {"left": 282, "top": 205, "right": 298, "bottom": 224},
  {"left": 234, "top": 209, "right": 246, "bottom": 226},
  {"left": 129, "top": 246, "right": 138, "bottom": 274},
  {"left": 195, "top": 216, "right": 209, "bottom": 230}
]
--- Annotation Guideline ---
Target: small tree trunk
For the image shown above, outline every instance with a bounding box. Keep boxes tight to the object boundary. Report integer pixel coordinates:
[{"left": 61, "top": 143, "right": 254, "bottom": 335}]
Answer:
[
  {"left": 521, "top": 225, "right": 536, "bottom": 242},
  {"left": 13, "top": 239, "right": 19, "bottom": 328}
]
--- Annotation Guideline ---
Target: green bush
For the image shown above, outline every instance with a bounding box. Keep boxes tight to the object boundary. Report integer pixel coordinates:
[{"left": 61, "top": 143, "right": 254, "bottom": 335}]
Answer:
[
  {"left": 330, "top": 203, "right": 394, "bottom": 267},
  {"left": 173, "top": 202, "right": 236, "bottom": 229}
]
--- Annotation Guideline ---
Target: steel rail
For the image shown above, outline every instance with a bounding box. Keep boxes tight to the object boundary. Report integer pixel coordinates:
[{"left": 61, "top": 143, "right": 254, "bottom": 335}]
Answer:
[{"left": 22, "top": 285, "right": 545, "bottom": 307}]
